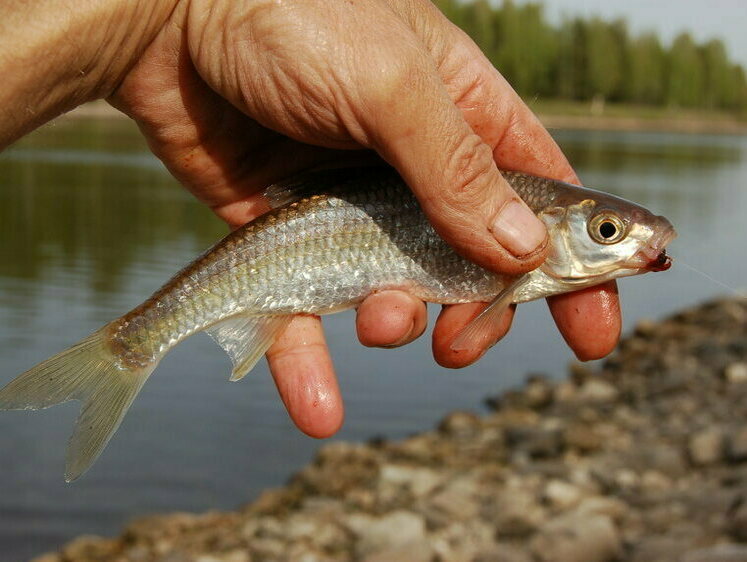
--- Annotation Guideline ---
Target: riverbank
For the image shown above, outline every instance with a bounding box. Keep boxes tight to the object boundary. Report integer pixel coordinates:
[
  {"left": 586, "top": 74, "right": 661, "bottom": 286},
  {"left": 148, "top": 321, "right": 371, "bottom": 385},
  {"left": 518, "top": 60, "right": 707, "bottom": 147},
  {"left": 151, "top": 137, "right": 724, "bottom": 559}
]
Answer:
[
  {"left": 35, "top": 295, "right": 747, "bottom": 562},
  {"left": 534, "top": 100, "right": 747, "bottom": 135},
  {"left": 63, "top": 100, "right": 747, "bottom": 135}
]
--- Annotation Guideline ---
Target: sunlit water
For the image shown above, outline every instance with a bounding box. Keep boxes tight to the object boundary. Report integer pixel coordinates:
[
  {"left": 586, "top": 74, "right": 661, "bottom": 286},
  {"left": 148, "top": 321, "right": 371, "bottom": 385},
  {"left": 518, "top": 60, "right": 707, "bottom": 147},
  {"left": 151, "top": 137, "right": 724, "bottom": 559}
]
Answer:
[{"left": 0, "top": 119, "right": 745, "bottom": 560}]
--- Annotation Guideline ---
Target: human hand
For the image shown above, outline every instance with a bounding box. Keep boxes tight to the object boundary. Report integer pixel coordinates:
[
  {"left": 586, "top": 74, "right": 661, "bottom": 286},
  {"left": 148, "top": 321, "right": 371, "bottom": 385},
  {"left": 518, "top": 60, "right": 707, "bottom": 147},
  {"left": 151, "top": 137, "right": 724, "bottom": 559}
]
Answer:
[{"left": 109, "top": 0, "right": 621, "bottom": 437}]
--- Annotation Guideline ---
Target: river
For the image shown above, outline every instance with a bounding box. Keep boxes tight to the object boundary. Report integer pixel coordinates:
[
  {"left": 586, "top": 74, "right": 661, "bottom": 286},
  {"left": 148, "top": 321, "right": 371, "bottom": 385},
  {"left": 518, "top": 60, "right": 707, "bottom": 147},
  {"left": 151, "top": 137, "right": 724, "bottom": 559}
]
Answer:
[{"left": 0, "top": 119, "right": 745, "bottom": 560}]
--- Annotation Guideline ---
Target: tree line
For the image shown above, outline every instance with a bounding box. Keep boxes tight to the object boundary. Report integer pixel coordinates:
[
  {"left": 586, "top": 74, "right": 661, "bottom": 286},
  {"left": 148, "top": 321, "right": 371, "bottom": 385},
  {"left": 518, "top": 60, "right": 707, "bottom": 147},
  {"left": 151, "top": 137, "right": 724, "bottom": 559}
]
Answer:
[{"left": 433, "top": 0, "right": 747, "bottom": 111}]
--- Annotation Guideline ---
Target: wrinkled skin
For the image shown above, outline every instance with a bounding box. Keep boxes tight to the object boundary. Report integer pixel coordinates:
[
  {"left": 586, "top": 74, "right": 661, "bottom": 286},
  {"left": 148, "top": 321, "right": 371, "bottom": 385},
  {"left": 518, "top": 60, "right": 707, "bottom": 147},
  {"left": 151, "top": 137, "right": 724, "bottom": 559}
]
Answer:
[{"left": 110, "top": 0, "right": 621, "bottom": 438}]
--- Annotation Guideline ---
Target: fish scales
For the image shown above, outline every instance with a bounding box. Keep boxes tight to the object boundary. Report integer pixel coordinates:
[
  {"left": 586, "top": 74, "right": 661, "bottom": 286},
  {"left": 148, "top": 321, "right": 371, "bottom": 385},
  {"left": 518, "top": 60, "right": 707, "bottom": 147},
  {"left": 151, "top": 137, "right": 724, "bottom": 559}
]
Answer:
[
  {"left": 0, "top": 165, "right": 676, "bottom": 481},
  {"left": 111, "top": 176, "right": 504, "bottom": 365}
]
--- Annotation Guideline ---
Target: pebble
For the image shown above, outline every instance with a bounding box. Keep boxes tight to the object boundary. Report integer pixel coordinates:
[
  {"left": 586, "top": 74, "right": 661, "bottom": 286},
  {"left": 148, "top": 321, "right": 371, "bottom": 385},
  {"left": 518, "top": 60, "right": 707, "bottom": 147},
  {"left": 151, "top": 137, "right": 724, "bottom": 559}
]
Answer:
[
  {"left": 681, "top": 544, "right": 747, "bottom": 562},
  {"left": 725, "top": 362, "right": 747, "bottom": 384},
  {"left": 524, "top": 375, "right": 554, "bottom": 409},
  {"left": 427, "top": 477, "right": 480, "bottom": 521},
  {"left": 351, "top": 510, "right": 427, "bottom": 557},
  {"left": 728, "top": 427, "right": 747, "bottom": 462},
  {"left": 379, "top": 464, "right": 442, "bottom": 498},
  {"left": 564, "top": 423, "right": 602, "bottom": 452},
  {"left": 530, "top": 512, "right": 621, "bottom": 562},
  {"left": 578, "top": 379, "right": 620, "bottom": 404},
  {"left": 689, "top": 428, "right": 725, "bottom": 465},
  {"left": 544, "top": 479, "right": 583, "bottom": 511}
]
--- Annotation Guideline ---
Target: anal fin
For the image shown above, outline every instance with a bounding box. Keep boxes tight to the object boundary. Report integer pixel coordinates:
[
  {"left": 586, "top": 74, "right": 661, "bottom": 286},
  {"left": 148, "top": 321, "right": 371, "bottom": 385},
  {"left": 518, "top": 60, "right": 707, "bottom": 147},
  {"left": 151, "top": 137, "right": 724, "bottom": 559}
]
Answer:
[
  {"left": 450, "top": 276, "right": 528, "bottom": 352},
  {"left": 206, "top": 315, "right": 292, "bottom": 381}
]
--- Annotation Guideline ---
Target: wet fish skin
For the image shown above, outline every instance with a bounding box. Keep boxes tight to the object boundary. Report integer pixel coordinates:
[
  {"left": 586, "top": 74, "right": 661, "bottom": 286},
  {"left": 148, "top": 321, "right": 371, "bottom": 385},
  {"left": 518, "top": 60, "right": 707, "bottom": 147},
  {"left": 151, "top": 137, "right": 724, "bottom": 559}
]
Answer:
[{"left": 0, "top": 166, "right": 676, "bottom": 481}]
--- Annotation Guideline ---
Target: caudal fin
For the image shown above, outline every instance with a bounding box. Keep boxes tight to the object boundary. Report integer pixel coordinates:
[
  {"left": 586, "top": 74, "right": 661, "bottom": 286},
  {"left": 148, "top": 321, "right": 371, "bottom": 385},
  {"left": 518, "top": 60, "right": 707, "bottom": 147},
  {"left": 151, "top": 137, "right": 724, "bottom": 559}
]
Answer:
[{"left": 0, "top": 329, "right": 156, "bottom": 481}]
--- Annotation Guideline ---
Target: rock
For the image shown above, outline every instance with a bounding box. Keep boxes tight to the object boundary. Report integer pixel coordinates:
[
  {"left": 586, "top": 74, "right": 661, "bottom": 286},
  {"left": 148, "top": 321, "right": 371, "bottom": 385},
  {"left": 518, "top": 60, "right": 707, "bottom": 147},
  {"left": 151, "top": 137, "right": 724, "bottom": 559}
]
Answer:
[
  {"left": 196, "top": 552, "right": 251, "bottom": 562},
  {"left": 427, "top": 476, "right": 480, "bottom": 522},
  {"left": 348, "top": 510, "right": 427, "bottom": 557},
  {"left": 505, "top": 426, "right": 563, "bottom": 459},
  {"left": 563, "top": 423, "right": 602, "bottom": 452},
  {"left": 524, "top": 375, "right": 554, "bottom": 409},
  {"left": 728, "top": 427, "right": 747, "bottom": 462},
  {"left": 475, "top": 543, "right": 534, "bottom": 562},
  {"left": 574, "top": 497, "right": 628, "bottom": 522},
  {"left": 361, "top": 540, "right": 433, "bottom": 562},
  {"left": 728, "top": 498, "right": 747, "bottom": 541},
  {"left": 569, "top": 362, "right": 594, "bottom": 384},
  {"left": 59, "top": 536, "right": 119, "bottom": 561},
  {"left": 489, "top": 481, "right": 546, "bottom": 537},
  {"left": 530, "top": 512, "right": 621, "bottom": 562},
  {"left": 639, "top": 443, "right": 688, "bottom": 478},
  {"left": 634, "top": 318, "right": 658, "bottom": 336},
  {"left": 284, "top": 543, "right": 336, "bottom": 562},
  {"left": 285, "top": 514, "right": 347, "bottom": 551},
  {"left": 543, "top": 479, "right": 583, "bottom": 511},
  {"left": 379, "top": 464, "right": 442, "bottom": 498},
  {"left": 629, "top": 535, "right": 692, "bottom": 562},
  {"left": 554, "top": 380, "right": 578, "bottom": 403},
  {"left": 438, "top": 411, "right": 482, "bottom": 438},
  {"left": 248, "top": 538, "right": 285, "bottom": 559},
  {"left": 430, "top": 520, "right": 496, "bottom": 562},
  {"left": 682, "top": 544, "right": 747, "bottom": 562},
  {"left": 640, "top": 470, "right": 673, "bottom": 493},
  {"left": 689, "top": 428, "right": 725, "bottom": 465},
  {"left": 577, "top": 379, "right": 619, "bottom": 404},
  {"left": 725, "top": 362, "right": 747, "bottom": 384}
]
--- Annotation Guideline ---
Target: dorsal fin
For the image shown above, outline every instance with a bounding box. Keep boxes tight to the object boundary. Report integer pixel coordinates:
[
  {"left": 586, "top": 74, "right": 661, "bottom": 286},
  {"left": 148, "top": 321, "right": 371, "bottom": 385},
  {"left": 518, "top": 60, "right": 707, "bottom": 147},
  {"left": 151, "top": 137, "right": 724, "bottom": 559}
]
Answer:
[
  {"left": 262, "top": 165, "right": 392, "bottom": 210},
  {"left": 205, "top": 315, "right": 292, "bottom": 380},
  {"left": 262, "top": 176, "right": 321, "bottom": 210}
]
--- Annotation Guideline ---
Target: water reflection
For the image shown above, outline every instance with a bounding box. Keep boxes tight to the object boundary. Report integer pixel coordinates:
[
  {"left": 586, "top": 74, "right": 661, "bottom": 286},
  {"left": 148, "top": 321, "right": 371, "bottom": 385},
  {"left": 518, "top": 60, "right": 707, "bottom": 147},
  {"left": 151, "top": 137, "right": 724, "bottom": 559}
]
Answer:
[{"left": 0, "top": 120, "right": 224, "bottom": 302}]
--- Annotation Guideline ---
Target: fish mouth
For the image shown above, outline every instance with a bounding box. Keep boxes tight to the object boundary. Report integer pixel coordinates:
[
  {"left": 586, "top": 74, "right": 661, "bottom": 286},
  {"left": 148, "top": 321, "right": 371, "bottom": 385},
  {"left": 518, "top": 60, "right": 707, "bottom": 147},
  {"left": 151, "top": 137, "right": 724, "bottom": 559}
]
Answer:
[{"left": 628, "top": 224, "right": 678, "bottom": 272}]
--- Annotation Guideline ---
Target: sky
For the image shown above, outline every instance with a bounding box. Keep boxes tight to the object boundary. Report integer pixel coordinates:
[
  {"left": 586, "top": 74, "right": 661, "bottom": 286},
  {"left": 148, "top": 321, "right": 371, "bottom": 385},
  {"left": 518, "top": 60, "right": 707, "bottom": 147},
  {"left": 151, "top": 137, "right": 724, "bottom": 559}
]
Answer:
[{"left": 516, "top": 0, "right": 747, "bottom": 67}]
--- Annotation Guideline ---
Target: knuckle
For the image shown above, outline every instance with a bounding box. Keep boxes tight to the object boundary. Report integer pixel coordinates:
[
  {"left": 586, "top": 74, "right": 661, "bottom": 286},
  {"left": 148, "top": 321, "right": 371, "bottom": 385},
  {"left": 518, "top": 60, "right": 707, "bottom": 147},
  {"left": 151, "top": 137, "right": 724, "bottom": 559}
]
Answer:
[{"left": 443, "top": 134, "right": 499, "bottom": 208}]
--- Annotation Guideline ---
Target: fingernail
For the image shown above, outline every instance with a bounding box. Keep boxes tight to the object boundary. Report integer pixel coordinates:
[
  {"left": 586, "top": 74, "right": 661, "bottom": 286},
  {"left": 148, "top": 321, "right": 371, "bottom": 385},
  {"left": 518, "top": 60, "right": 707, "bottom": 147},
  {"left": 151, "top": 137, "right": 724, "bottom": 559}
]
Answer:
[{"left": 491, "top": 199, "right": 546, "bottom": 257}]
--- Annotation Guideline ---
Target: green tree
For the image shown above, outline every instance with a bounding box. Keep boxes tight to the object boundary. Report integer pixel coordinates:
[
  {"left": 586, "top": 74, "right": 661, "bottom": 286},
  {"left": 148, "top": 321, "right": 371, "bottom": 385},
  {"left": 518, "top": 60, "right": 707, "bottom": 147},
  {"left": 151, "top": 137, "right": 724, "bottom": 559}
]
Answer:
[
  {"left": 700, "top": 39, "right": 732, "bottom": 108},
  {"left": 556, "top": 18, "right": 588, "bottom": 100},
  {"left": 627, "top": 33, "right": 666, "bottom": 104},
  {"left": 431, "top": 0, "right": 745, "bottom": 112},
  {"left": 460, "top": 0, "right": 498, "bottom": 64},
  {"left": 666, "top": 33, "right": 705, "bottom": 107},
  {"left": 493, "top": 1, "right": 558, "bottom": 97},
  {"left": 584, "top": 18, "right": 625, "bottom": 102}
]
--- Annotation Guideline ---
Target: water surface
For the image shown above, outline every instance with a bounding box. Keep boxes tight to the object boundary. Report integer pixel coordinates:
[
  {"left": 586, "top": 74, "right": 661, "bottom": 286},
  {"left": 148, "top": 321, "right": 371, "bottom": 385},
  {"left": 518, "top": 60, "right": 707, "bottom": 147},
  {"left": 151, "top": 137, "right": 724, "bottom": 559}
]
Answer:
[{"left": 0, "top": 119, "right": 745, "bottom": 559}]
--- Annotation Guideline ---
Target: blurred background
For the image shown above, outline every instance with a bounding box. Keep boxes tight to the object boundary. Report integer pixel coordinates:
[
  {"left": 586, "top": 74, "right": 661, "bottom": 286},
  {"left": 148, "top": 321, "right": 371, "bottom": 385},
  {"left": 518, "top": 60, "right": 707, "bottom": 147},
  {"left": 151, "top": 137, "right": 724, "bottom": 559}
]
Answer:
[{"left": 0, "top": 1, "right": 745, "bottom": 559}]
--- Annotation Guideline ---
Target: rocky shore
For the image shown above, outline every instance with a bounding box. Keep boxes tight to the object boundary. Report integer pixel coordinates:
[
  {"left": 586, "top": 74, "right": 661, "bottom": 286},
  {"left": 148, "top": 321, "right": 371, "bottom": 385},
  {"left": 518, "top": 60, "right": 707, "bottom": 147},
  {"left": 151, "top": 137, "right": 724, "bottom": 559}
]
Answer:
[{"left": 36, "top": 297, "right": 747, "bottom": 562}]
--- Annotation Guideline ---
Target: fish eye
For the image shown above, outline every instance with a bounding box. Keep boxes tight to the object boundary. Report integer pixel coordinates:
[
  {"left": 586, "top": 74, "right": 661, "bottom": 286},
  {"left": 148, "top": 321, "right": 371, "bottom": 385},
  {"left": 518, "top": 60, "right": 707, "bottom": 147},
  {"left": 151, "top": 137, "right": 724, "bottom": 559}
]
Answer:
[{"left": 588, "top": 212, "right": 626, "bottom": 244}]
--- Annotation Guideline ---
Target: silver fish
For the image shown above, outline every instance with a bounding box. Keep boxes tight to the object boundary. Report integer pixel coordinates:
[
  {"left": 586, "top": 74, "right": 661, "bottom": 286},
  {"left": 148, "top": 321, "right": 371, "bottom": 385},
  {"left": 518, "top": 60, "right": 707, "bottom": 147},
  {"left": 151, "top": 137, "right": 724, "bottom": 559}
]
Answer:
[{"left": 0, "top": 166, "right": 676, "bottom": 480}]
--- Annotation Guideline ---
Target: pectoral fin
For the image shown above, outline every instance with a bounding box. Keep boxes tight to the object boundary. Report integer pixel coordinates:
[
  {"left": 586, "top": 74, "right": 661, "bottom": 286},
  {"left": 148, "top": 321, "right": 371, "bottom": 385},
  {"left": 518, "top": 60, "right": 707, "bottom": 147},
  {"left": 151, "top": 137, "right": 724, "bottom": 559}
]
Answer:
[
  {"left": 450, "top": 276, "right": 528, "bottom": 352},
  {"left": 206, "top": 315, "right": 292, "bottom": 381}
]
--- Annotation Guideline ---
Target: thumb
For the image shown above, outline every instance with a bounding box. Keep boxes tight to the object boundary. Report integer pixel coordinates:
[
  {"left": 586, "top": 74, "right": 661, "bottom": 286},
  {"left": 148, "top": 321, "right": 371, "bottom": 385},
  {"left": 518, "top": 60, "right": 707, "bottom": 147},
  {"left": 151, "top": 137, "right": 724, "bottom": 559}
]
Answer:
[{"left": 359, "top": 61, "right": 548, "bottom": 276}]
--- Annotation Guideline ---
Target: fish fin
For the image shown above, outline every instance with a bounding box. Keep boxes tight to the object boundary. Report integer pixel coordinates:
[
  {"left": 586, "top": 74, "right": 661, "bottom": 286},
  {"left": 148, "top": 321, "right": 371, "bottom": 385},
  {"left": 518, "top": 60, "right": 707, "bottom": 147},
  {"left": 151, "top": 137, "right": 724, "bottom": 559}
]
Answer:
[
  {"left": 0, "top": 328, "right": 157, "bottom": 482},
  {"left": 262, "top": 176, "right": 324, "bottom": 209},
  {"left": 450, "top": 276, "right": 528, "bottom": 352},
  {"left": 206, "top": 315, "right": 292, "bottom": 381},
  {"left": 262, "top": 166, "right": 386, "bottom": 209}
]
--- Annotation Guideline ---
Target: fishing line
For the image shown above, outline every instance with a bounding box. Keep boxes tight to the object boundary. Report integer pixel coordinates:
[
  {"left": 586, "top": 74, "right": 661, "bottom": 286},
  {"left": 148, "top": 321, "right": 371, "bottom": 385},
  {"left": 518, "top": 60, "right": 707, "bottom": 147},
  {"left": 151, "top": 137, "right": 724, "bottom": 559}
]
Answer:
[{"left": 676, "top": 259, "right": 745, "bottom": 297}]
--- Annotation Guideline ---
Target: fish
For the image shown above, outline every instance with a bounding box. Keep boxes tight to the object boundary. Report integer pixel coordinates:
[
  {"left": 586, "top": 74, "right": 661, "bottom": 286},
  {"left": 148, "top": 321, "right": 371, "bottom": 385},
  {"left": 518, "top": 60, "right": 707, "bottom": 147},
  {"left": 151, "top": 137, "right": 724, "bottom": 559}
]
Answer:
[{"left": 0, "top": 166, "right": 676, "bottom": 481}]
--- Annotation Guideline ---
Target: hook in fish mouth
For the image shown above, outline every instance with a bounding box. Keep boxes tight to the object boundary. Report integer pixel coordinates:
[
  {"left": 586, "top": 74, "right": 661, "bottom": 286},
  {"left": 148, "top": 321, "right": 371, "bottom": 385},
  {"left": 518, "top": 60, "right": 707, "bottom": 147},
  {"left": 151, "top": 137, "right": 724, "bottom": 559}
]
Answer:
[
  {"left": 647, "top": 249, "right": 672, "bottom": 272},
  {"left": 628, "top": 225, "right": 676, "bottom": 272}
]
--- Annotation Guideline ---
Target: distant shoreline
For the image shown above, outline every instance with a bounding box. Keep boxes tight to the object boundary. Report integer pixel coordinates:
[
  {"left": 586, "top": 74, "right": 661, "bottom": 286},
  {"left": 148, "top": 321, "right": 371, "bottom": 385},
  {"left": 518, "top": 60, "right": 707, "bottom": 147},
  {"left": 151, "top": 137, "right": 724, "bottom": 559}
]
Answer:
[
  {"left": 63, "top": 100, "right": 747, "bottom": 136},
  {"left": 540, "top": 114, "right": 747, "bottom": 135}
]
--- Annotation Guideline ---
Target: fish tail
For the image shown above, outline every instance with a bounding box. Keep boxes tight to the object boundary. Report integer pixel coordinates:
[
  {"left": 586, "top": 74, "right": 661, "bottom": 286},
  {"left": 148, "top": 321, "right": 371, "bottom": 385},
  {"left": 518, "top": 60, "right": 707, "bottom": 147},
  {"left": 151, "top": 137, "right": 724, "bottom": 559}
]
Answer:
[{"left": 0, "top": 329, "right": 156, "bottom": 482}]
